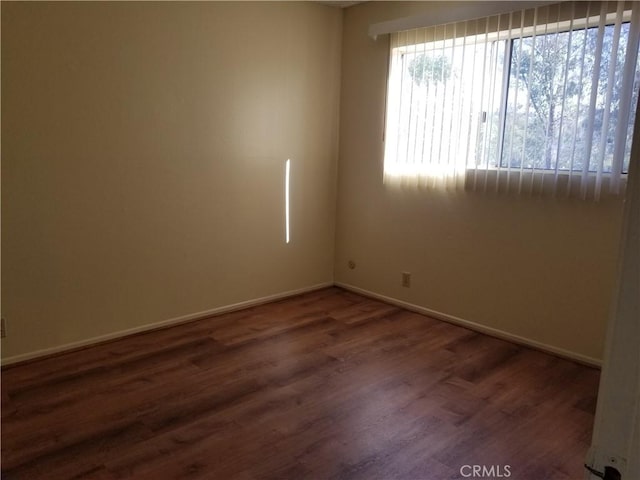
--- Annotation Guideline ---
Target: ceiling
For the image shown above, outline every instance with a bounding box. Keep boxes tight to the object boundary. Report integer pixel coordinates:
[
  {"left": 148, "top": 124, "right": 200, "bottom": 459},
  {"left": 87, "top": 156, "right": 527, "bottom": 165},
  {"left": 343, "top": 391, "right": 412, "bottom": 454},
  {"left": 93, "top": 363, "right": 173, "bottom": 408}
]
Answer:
[{"left": 314, "top": 1, "right": 366, "bottom": 7}]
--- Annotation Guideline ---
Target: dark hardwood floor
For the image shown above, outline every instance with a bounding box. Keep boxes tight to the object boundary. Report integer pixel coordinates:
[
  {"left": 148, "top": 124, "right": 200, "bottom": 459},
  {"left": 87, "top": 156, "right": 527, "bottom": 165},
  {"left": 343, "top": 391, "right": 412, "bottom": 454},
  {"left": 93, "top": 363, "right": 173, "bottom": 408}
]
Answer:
[{"left": 1, "top": 287, "right": 599, "bottom": 479}]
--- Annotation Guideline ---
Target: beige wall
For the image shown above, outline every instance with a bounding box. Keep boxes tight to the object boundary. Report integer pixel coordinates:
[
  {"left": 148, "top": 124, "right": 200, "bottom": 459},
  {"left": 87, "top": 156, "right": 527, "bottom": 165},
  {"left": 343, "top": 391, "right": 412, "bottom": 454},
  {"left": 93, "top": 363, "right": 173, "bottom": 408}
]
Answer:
[
  {"left": 334, "top": 1, "right": 625, "bottom": 362},
  {"left": 2, "top": 1, "right": 627, "bottom": 364},
  {"left": 1, "top": 2, "right": 342, "bottom": 360}
]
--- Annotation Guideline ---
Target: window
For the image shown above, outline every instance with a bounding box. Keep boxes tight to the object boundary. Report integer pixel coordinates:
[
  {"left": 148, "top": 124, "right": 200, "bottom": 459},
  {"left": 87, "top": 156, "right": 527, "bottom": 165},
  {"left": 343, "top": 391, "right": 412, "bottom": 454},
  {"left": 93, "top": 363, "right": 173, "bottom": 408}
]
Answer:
[{"left": 383, "top": 1, "right": 640, "bottom": 198}]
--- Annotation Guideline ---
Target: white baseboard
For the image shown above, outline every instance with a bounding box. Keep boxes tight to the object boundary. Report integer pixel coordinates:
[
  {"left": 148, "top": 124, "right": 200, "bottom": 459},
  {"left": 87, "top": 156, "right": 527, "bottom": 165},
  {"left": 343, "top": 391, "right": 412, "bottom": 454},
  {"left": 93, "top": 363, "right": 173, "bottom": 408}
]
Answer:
[
  {"left": 1, "top": 282, "right": 333, "bottom": 367},
  {"left": 2, "top": 280, "right": 601, "bottom": 368},
  {"left": 335, "top": 281, "right": 602, "bottom": 368}
]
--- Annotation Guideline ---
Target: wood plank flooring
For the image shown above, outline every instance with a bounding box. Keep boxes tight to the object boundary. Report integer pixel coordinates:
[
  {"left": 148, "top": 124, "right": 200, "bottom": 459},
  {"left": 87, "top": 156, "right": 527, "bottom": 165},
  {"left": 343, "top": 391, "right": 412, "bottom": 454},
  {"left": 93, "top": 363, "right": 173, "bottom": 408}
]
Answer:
[{"left": 1, "top": 287, "right": 599, "bottom": 479}]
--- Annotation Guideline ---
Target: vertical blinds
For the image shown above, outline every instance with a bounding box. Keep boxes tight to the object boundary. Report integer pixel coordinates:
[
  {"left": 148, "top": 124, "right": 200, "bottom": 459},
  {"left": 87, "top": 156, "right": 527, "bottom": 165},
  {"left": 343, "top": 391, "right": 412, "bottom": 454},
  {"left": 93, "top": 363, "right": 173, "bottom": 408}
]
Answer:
[{"left": 383, "top": 1, "right": 640, "bottom": 199}]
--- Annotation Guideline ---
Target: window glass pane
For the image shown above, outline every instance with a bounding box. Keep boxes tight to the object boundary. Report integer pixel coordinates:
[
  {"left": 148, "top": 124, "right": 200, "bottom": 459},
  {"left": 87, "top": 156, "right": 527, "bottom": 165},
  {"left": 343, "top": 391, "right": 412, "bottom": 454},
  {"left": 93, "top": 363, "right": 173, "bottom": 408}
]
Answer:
[
  {"left": 504, "top": 23, "right": 640, "bottom": 173},
  {"left": 386, "top": 39, "right": 507, "bottom": 175}
]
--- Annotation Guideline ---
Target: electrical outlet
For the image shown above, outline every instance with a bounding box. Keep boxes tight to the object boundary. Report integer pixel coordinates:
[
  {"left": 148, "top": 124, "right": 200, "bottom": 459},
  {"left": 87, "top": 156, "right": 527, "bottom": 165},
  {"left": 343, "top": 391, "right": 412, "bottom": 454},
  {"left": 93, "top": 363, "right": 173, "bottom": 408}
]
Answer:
[
  {"left": 402, "top": 272, "right": 411, "bottom": 288},
  {"left": 1, "top": 318, "right": 6, "bottom": 338}
]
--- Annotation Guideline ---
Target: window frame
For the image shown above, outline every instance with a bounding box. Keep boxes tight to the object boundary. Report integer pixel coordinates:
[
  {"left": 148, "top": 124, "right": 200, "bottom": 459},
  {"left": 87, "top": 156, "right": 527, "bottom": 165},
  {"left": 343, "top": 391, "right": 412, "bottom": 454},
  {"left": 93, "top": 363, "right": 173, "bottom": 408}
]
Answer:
[{"left": 384, "top": 7, "right": 637, "bottom": 178}]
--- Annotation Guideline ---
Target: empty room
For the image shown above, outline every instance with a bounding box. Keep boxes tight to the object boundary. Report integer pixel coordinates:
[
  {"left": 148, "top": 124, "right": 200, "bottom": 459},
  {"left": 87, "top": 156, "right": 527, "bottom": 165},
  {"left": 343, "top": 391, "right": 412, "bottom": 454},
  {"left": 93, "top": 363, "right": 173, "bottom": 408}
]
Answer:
[{"left": 2, "top": 1, "right": 639, "bottom": 479}]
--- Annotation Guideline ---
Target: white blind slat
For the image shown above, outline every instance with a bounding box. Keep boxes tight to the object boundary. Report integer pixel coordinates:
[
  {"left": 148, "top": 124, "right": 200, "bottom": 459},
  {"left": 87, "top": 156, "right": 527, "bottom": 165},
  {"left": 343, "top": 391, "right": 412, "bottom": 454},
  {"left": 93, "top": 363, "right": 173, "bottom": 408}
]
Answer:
[
  {"left": 553, "top": 3, "right": 575, "bottom": 197},
  {"left": 580, "top": 2, "right": 607, "bottom": 199},
  {"left": 595, "top": 2, "right": 624, "bottom": 200},
  {"left": 566, "top": 2, "right": 591, "bottom": 198},
  {"left": 611, "top": 3, "right": 640, "bottom": 193}
]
